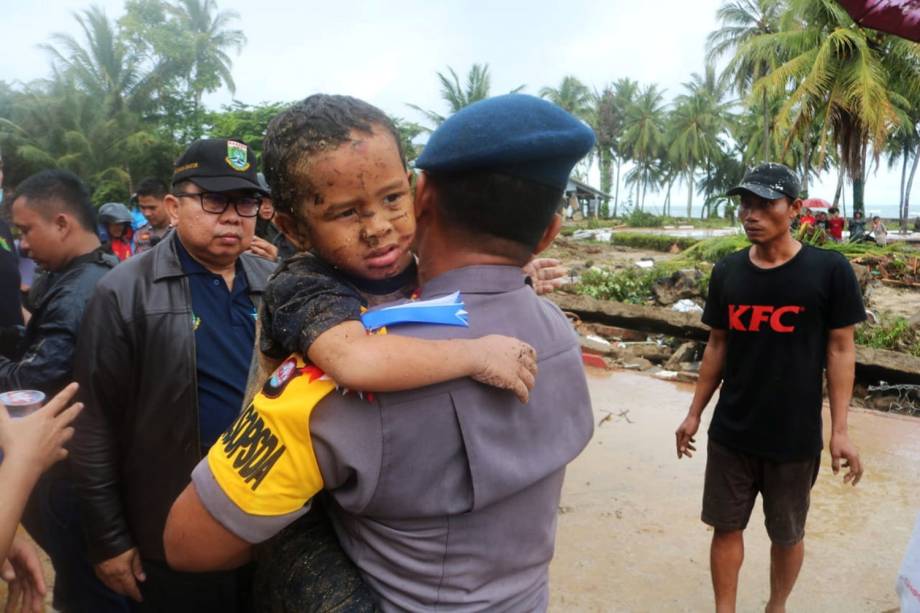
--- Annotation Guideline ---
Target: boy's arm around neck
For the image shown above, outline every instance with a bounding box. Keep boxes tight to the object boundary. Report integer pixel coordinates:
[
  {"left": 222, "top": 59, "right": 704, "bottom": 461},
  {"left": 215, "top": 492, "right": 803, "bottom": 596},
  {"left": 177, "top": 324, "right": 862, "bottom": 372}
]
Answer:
[{"left": 307, "top": 321, "right": 537, "bottom": 403}]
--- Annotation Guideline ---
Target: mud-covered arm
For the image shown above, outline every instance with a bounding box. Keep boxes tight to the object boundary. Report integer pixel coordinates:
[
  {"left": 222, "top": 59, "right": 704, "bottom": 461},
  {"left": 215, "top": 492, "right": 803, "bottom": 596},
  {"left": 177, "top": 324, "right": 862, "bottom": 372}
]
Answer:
[{"left": 307, "top": 321, "right": 536, "bottom": 402}]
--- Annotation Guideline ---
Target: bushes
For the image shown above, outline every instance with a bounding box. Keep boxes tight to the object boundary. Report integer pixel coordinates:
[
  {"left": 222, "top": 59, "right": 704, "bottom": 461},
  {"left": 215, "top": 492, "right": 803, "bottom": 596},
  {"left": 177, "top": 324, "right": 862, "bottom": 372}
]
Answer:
[
  {"left": 625, "top": 208, "right": 663, "bottom": 227},
  {"left": 577, "top": 267, "right": 674, "bottom": 304},
  {"left": 611, "top": 232, "right": 699, "bottom": 252},
  {"left": 682, "top": 235, "right": 750, "bottom": 262},
  {"left": 856, "top": 317, "right": 920, "bottom": 357},
  {"left": 576, "top": 262, "right": 711, "bottom": 304}
]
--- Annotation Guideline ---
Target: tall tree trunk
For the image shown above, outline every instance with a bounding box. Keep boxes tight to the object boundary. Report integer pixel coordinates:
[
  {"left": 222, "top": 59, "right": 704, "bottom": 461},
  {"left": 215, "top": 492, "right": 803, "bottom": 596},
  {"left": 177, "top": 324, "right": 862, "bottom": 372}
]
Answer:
[
  {"left": 852, "top": 140, "right": 868, "bottom": 217},
  {"left": 899, "top": 145, "right": 909, "bottom": 232},
  {"left": 801, "top": 139, "right": 810, "bottom": 196},
  {"left": 599, "top": 148, "right": 613, "bottom": 217},
  {"left": 686, "top": 170, "right": 694, "bottom": 218},
  {"left": 905, "top": 148, "right": 920, "bottom": 231},
  {"left": 665, "top": 178, "right": 673, "bottom": 217},
  {"left": 762, "top": 89, "right": 770, "bottom": 162},
  {"left": 613, "top": 158, "right": 622, "bottom": 217},
  {"left": 833, "top": 166, "right": 845, "bottom": 208}
]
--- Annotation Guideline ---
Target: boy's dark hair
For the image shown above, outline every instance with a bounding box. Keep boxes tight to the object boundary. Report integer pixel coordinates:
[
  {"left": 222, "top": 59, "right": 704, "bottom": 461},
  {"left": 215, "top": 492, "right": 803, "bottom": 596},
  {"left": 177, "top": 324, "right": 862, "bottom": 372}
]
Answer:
[
  {"left": 262, "top": 94, "right": 405, "bottom": 215},
  {"left": 12, "top": 169, "right": 96, "bottom": 232},
  {"left": 829, "top": 207, "right": 838, "bottom": 214},
  {"left": 135, "top": 177, "right": 168, "bottom": 199},
  {"left": 426, "top": 170, "right": 563, "bottom": 260}
]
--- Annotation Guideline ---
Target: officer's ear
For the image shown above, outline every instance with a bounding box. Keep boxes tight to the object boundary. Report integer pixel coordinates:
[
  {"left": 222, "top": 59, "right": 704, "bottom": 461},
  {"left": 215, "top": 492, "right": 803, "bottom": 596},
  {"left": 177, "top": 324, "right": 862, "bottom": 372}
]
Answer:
[
  {"left": 533, "top": 213, "right": 563, "bottom": 256},
  {"left": 273, "top": 211, "right": 310, "bottom": 251}
]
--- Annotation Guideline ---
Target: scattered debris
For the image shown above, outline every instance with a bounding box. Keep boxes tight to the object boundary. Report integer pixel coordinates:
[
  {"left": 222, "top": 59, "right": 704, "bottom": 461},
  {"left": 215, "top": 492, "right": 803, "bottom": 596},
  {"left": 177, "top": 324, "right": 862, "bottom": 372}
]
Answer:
[
  {"left": 671, "top": 299, "right": 703, "bottom": 314},
  {"left": 652, "top": 269, "right": 704, "bottom": 305},
  {"left": 665, "top": 342, "right": 699, "bottom": 371}
]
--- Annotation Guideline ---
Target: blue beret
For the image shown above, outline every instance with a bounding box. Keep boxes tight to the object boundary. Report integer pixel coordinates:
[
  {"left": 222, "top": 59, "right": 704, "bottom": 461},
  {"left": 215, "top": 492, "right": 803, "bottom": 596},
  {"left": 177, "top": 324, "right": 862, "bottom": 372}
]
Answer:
[{"left": 415, "top": 94, "right": 596, "bottom": 190}]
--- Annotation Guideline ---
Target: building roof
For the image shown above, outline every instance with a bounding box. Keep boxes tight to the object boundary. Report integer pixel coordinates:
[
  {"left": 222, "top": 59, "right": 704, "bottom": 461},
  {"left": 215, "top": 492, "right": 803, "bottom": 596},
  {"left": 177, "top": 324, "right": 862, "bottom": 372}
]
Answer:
[{"left": 566, "top": 177, "right": 611, "bottom": 199}]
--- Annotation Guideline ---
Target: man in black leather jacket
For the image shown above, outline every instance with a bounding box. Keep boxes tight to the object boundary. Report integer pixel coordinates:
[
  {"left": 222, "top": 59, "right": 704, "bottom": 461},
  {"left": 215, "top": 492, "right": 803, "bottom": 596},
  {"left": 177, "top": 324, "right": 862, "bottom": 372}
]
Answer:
[
  {"left": 2, "top": 169, "right": 126, "bottom": 612},
  {"left": 72, "top": 139, "right": 275, "bottom": 612}
]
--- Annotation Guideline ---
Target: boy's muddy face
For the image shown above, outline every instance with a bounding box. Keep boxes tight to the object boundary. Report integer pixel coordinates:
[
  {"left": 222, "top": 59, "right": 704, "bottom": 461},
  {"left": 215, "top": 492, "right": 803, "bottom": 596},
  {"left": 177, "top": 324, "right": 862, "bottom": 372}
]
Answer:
[{"left": 298, "top": 128, "right": 415, "bottom": 280}]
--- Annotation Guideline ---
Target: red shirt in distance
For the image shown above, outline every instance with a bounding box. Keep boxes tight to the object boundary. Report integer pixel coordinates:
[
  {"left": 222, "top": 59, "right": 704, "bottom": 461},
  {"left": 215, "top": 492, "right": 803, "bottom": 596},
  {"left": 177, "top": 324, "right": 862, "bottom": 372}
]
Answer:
[{"left": 827, "top": 216, "right": 845, "bottom": 240}]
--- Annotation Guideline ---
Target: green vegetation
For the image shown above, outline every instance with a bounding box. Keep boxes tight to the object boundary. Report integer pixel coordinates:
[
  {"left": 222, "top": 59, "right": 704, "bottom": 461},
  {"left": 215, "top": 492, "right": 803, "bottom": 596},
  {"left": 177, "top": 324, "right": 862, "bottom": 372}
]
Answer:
[
  {"left": 3, "top": 0, "right": 919, "bottom": 227},
  {"left": 856, "top": 317, "right": 920, "bottom": 357},
  {"left": 610, "top": 232, "right": 699, "bottom": 252},
  {"left": 576, "top": 266, "right": 700, "bottom": 305}
]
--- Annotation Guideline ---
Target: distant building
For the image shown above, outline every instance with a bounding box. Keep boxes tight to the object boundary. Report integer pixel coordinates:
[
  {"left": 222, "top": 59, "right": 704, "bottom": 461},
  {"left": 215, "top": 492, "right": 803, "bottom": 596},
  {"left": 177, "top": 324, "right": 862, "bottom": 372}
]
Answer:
[{"left": 564, "top": 178, "right": 611, "bottom": 219}]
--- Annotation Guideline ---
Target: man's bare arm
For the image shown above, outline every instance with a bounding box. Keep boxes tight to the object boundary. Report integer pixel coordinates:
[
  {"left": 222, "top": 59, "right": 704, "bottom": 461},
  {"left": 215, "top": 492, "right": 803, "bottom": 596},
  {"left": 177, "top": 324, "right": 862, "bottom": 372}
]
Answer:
[
  {"left": 163, "top": 484, "right": 252, "bottom": 572},
  {"left": 826, "top": 325, "right": 863, "bottom": 485},
  {"left": 675, "top": 329, "right": 727, "bottom": 459}
]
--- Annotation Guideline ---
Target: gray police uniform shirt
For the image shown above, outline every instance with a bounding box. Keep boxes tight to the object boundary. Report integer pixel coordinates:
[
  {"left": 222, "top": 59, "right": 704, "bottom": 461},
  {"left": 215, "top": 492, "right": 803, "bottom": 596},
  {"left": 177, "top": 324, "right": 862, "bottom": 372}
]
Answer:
[{"left": 193, "top": 264, "right": 595, "bottom": 611}]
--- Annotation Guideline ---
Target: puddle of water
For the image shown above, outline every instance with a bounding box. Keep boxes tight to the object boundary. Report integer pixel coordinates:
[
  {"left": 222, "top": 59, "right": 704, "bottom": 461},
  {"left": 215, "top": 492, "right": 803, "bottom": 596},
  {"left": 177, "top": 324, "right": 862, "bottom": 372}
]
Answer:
[{"left": 550, "top": 369, "right": 919, "bottom": 612}]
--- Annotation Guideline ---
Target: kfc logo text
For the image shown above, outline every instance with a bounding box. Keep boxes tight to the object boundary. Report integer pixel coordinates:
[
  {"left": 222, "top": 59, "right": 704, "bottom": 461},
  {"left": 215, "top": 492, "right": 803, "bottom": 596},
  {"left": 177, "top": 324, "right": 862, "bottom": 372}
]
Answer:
[{"left": 729, "top": 304, "right": 804, "bottom": 332}]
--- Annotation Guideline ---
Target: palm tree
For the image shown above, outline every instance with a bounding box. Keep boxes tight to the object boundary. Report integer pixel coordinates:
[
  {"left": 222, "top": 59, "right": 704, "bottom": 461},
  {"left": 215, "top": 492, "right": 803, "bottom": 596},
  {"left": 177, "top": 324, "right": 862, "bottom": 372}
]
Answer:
[
  {"left": 408, "top": 64, "right": 525, "bottom": 129},
  {"left": 608, "top": 78, "right": 639, "bottom": 215},
  {"left": 706, "top": 0, "right": 783, "bottom": 162},
  {"left": 41, "top": 6, "right": 143, "bottom": 114},
  {"left": 621, "top": 84, "right": 667, "bottom": 211},
  {"left": 741, "top": 0, "right": 912, "bottom": 214},
  {"left": 666, "top": 67, "right": 729, "bottom": 217},
  {"left": 540, "top": 76, "right": 593, "bottom": 121},
  {"left": 592, "top": 85, "right": 619, "bottom": 214},
  {"left": 168, "top": 0, "right": 245, "bottom": 116}
]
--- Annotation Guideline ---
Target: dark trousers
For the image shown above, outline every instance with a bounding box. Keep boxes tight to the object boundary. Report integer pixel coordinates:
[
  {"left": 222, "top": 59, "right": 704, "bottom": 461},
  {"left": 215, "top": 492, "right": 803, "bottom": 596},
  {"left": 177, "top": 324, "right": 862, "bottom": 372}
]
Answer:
[
  {"left": 22, "top": 472, "right": 130, "bottom": 613},
  {"left": 131, "top": 559, "right": 253, "bottom": 613}
]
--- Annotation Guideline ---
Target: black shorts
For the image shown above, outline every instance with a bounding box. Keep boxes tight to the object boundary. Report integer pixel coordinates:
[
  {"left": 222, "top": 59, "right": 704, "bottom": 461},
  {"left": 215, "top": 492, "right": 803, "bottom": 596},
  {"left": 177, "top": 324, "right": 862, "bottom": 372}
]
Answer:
[{"left": 702, "top": 439, "right": 820, "bottom": 546}]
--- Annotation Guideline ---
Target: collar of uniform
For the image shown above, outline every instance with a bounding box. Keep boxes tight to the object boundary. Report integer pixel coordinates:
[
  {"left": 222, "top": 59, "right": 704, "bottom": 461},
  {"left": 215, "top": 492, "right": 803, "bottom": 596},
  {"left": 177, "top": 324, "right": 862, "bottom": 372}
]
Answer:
[
  {"left": 419, "top": 265, "right": 527, "bottom": 299},
  {"left": 152, "top": 232, "right": 268, "bottom": 292}
]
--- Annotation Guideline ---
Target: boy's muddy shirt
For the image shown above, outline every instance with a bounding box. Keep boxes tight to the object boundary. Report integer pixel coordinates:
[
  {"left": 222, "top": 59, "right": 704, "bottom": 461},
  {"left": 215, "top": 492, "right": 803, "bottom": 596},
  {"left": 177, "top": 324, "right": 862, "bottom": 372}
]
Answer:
[{"left": 260, "top": 252, "right": 418, "bottom": 360}]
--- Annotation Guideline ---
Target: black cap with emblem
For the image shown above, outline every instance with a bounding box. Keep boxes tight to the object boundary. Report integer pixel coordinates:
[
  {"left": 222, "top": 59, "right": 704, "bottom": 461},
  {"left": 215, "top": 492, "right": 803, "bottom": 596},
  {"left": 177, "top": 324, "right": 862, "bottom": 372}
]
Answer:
[
  {"left": 172, "top": 138, "right": 269, "bottom": 194},
  {"left": 726, "top": 162, "right": 801, "bottom": 201}
]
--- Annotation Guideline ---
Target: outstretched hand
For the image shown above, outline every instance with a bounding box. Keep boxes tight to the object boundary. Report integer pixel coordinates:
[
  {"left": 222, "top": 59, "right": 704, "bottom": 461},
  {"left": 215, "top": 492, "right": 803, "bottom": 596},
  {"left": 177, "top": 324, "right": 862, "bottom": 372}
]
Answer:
[
  {"left": 523, "top": 258, "right": 568, "bottom": 295},
  {"left": 675, "top": 414, "right": 700, "bottom": 459},
  {"left": 471, "top": 335, "right": 538, "bottom": 403},
  {"left": 830, "top": 432, "right": 863, "bottom": 486},
  {"left": 0, "top": 382, "right": 82, "bottom": 475}
]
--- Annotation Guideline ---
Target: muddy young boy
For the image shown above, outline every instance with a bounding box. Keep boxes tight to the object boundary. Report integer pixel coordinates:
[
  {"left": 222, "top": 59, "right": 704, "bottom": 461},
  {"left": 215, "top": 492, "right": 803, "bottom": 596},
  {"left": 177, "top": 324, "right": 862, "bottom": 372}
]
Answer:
[{"left": 243, "top": 94, "right": 547, "bottom": 408}]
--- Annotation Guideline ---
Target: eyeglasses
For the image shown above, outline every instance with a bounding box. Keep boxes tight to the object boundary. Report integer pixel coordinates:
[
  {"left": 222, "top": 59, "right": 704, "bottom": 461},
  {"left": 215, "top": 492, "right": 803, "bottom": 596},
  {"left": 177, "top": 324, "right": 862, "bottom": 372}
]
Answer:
[{"left": 174, "top": 191, "right": 262, "bottom": 218}]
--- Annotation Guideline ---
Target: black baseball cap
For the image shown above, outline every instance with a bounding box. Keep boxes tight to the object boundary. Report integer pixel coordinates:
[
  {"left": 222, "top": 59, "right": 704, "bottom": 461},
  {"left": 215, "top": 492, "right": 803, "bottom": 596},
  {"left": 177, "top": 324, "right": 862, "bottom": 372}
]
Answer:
[
  {"left": 726, "top": 163, "right": 801, "bottom": 201},
  {"left": 172, "top": 138, "right": 269, "bottom": 194}
]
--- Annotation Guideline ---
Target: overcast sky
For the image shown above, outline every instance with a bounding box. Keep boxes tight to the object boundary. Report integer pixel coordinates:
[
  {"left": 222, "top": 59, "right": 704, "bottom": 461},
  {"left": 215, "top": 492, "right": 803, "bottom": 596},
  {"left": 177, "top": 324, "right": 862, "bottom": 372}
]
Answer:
[{"left": 1, "top": 0, "right": 908, "bottom": 215}]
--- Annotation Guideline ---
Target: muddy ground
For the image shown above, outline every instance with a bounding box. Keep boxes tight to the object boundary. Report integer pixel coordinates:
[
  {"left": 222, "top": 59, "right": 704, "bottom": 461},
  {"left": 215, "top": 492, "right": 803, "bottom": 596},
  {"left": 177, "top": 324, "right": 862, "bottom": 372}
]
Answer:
[{"left": 549, "top": 369, "right": 918, "bottom": 612}]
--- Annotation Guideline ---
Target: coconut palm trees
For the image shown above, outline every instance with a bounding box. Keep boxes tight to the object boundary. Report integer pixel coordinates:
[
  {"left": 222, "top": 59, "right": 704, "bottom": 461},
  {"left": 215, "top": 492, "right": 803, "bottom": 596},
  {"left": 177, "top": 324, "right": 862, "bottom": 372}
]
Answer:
[
  {"left": 621, "top": 84, "right": 667, "bottom": 210},
  {"left": 667, "top": 68, "right": 730, "bottom": 217},
  {"left": 42, "top": 6, "right": 143, "bottom": 114},
  {"left": 540, "top": 76, "right": 593, "bottom": 120},
  {"left": 167, "top": 0, "right": 245, "bottom": 118},
  {"left": 408, "top": 63, "right": 525, "bottom": 128},
  {"left": 707, "top": 0, "right": 783, "bottom": 163},
  {"left": 741, "top": 0, "right": 910, "bottom": 214}
]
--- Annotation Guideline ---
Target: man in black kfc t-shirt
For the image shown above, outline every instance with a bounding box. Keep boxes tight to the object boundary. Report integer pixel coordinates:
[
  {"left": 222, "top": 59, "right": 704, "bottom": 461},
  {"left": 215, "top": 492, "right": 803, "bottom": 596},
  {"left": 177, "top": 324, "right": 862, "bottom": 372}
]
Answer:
[{"left": 675, "top": 163, "right": 865, "bottom": 613}]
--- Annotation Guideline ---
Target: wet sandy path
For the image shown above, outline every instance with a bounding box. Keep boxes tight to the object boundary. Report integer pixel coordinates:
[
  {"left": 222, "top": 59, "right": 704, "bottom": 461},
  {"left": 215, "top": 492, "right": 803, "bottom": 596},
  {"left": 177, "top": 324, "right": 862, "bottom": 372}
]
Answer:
[{"left": 549, "top": 369, "right": 919, "bottom": 612}]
